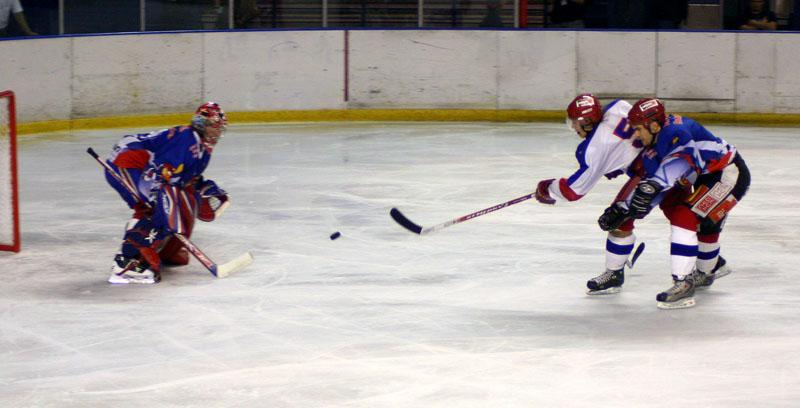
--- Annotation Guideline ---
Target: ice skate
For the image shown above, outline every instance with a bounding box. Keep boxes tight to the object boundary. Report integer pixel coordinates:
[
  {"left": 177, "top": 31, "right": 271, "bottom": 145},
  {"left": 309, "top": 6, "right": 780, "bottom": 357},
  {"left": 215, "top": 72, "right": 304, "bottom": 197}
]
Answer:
[
  {"left": 586, "top": 268, "right": 624, "bottom": 295},
  {"left": 108, "top": 255, "right": 159, "bottom": 284},
  {"left": 656, "top": 274, "right": 695, "bottom": 309},
  {"left": 695, "top": 256, "right": 731, "bottom": 289}
]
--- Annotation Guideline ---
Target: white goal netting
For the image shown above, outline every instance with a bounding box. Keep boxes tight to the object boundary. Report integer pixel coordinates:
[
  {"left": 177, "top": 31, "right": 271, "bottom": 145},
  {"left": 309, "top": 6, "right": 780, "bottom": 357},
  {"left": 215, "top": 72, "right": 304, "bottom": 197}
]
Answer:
[{"left": 0, "top": 90, "right": 19, "bottom": 252}]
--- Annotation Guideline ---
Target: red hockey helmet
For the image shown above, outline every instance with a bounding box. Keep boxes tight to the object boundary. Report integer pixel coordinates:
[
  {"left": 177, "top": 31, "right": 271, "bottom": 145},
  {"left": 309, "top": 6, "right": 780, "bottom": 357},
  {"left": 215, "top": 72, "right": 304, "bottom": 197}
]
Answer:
[
  {"left": 192, "top": 102, "right": 227, "bottom": 146},
  {"left": 566, "top": 93, "right": 602, "bottom": 128},
  {"left": 628, "top": 98, "right": 666, "bottom": 127},
  {"left": 193, "top": 102, "right": 227, "bottom": 132}
]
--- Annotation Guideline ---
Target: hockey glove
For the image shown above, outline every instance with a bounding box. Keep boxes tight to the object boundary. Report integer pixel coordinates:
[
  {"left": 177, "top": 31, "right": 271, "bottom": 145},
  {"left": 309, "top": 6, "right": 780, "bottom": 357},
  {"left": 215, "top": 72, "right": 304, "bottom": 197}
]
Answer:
[
  {"left": 598, "top": 202, "right": 629, "bottom": 231},
  {"left": 628, "top": 181, "right": 662, "bottom": 219},
  {"left": 535, "top": 179, "right": 556, "bottom": 205},
  {"left": 198, "top": 179, "right": 229, "bottom": 222}
]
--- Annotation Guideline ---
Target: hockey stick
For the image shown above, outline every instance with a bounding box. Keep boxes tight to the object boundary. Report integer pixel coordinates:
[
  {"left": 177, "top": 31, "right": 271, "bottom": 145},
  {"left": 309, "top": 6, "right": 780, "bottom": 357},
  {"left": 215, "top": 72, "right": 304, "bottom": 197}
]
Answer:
[
  {"left": 390, "top": 193, "right": 534, "bottom": 235},
  {"left": 625, "top": 242, "right": 645, "bottom": 269},
  {"left": 87, "top": 147, "right": 253, "bottom": 278}
]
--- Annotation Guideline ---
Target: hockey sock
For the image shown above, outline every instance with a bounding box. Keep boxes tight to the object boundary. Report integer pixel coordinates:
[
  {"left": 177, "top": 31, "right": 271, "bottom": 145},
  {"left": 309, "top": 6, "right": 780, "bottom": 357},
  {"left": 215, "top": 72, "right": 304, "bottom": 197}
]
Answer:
[
  {"left": 670, "top": 225, "right": 698, "bottom": 279},
  {"left": 697, "top": 233, "right": 720, "bottom": 273},
  {"left": 605, "top": 233, "right": 635, "bottom": 271}
]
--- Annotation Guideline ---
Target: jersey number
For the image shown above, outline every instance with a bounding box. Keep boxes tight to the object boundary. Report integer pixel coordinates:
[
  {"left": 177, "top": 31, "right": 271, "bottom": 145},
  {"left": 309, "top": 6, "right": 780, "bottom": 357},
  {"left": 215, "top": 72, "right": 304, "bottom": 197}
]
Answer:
[{"left": 613, "top": 118, "right": 634, "bottom": 140}]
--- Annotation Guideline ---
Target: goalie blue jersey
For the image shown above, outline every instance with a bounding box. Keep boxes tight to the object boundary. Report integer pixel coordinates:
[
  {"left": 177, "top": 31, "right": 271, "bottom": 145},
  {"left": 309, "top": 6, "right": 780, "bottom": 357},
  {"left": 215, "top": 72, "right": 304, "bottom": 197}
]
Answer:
[
  {"left": 109, "top": 126, "right": 211, "bottom": 187},
  {"left": 106, "top": 126, "right": 212, "bottom": 206}
]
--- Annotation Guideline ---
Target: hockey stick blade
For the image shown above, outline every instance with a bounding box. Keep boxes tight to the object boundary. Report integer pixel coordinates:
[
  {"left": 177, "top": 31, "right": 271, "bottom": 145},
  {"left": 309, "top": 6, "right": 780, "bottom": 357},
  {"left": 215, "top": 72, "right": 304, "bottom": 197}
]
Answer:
[
  {"left": 390, "top": 208, "right": 423, "bottom": 234},
  {"left": 216, "top": 251, "right": 254, "bottom": 278},
  {"left": 626, "top": 242, "right": 646, "bottom": 269}
]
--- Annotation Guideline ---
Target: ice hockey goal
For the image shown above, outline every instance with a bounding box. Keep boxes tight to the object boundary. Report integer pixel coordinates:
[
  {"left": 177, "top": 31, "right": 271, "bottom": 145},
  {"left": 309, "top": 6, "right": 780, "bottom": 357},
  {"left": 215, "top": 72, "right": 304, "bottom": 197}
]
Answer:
[{"left": 0, "top": 90, "right": 20, "bottom": 252}]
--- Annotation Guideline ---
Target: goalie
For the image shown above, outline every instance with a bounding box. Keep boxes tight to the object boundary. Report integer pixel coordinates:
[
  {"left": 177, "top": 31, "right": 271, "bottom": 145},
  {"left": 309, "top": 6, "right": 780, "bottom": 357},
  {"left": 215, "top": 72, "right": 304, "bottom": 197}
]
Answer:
[{"left": 103, "top": 102, "right": 230, "bottom": 284}]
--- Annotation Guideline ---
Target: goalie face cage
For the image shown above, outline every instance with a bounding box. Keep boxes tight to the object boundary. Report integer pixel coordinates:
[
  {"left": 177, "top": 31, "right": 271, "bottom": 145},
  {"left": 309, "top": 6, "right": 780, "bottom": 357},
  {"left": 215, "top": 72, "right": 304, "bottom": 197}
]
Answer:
[{"left": 0, "top": 90, "right": 20, "bottom": 252}]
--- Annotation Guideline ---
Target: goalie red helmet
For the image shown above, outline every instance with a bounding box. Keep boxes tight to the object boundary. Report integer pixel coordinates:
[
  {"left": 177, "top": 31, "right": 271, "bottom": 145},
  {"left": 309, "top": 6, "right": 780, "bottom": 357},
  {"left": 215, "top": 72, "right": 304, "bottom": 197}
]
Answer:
[
  {"left": 566, "top": 93, "right": 602, "bottom": 127},
  {"left": 192, "top": 102, "right": 227, "bottom": 148},
  {"left": 628, "top": 98, "right": 666, "bottom": 127}
]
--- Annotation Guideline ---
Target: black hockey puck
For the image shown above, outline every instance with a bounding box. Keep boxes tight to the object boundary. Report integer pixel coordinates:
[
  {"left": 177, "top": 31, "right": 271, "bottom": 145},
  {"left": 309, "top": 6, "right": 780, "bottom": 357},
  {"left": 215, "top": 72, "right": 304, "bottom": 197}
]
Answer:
[{"left": 330, "top": 231, "right": 341, "bottom": 240}]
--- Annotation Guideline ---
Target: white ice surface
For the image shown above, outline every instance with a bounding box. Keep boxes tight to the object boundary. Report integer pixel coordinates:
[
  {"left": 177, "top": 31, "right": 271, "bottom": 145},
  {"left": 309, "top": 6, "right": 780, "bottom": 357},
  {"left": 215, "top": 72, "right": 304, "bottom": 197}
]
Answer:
[{"left": 1, "top": 122, "right": 799, "bottom": 407}]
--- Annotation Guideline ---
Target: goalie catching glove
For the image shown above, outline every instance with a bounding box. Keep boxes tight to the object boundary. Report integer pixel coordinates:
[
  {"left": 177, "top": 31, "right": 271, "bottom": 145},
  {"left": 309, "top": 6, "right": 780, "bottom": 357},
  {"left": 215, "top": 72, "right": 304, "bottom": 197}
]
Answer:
[{"left": 197, "top": 178, "right": 229, "bottom": 222}]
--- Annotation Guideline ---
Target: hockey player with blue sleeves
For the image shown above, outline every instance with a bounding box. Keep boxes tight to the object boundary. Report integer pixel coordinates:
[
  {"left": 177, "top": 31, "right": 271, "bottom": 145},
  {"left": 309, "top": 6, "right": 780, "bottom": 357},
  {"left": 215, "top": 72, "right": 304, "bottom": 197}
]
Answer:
[
  {"left": 104, "top": 102, "right": 230, "bottom": 284},
  {"left": 598, "top": 98, "right": 750, "bottom": 309}
]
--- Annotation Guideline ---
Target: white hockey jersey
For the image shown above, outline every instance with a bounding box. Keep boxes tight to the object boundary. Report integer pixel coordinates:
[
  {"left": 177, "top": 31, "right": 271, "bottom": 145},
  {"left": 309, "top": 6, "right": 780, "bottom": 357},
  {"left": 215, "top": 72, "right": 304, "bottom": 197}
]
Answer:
[{"left": 547, "top": 99, "right": 641, "bottom": 203}]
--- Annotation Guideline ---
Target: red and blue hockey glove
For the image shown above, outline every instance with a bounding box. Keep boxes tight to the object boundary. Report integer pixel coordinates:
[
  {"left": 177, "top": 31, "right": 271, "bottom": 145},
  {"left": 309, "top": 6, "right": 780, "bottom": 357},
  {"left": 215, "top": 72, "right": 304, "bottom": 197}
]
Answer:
[
  {"left": 198, "top": 179, "right": 229, "bottom": 222},
  {"left": 535, "top": 179, "right": 556, "bottom": 205}
]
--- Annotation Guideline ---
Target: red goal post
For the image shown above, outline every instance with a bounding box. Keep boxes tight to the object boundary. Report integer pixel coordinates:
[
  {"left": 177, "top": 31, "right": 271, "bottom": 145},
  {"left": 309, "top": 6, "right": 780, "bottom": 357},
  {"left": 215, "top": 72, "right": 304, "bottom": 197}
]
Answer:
[{"left": 0, "top": 90, "right": 20, "bottom": 252}]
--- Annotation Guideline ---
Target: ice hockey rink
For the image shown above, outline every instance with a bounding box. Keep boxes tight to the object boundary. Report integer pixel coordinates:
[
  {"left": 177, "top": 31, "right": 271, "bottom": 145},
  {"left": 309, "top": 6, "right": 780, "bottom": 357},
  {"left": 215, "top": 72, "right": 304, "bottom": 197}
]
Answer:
[{"left": 2, "top": 121, "right": 799, "bottom": 407}]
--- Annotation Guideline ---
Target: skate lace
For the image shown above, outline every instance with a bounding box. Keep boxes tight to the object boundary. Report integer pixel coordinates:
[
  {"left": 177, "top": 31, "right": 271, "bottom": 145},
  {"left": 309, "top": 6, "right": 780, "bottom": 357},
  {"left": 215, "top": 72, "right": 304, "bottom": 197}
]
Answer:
[
  {"left": 594, "top": 270, "right": 616, "bottom": 285},
  {"left": 665, "top": 280, "right": 689, "bottom": 295}
]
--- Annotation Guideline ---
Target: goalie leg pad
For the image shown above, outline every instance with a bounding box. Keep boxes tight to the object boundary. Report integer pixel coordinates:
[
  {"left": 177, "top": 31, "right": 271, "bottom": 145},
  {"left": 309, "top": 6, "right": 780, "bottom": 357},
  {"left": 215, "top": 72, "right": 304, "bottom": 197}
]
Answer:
[
  {"left": 152, "top": 184, "right": 198, "bottom": 235},
  {"left": 120, "top": 217, "right": 169, "bottom": 272},
  {"left": 156, "top": 185, "right": 197, "bottom": 266},
  {"left": 159, "top": 237, "right": 191, "bottom": 266}
]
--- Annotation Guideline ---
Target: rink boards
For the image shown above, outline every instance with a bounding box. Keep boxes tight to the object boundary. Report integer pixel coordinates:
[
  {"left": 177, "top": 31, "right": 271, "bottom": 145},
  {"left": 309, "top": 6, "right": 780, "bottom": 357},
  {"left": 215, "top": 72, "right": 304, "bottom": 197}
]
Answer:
[{"left": 2, "top": 30, "right": 800, "bottom": 124}]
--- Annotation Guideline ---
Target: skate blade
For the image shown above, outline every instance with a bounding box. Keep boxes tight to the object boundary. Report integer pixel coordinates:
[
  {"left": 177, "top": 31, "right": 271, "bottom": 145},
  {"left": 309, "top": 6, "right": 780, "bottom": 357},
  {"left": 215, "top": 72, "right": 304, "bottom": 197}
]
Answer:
[
  {"left": 696, "top": 266, "right": 732, "bottom": 290},
  {"left": 712, "top": 265, "right": 732, "bottom": 280},
  {"left": 657, "top": 297, "right": 696, "bottom": 309},
  {"left": 586, "top": 286, "right": 621, "bottom": 295}
]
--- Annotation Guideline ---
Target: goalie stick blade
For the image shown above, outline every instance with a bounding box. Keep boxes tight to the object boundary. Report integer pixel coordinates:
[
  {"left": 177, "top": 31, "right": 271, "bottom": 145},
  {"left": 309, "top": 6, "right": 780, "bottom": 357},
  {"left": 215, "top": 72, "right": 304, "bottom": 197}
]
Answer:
[
  {"left": 216, "top": 252, "right": 254, "bottom": 278},
  {"left": 390, "top": 208, "right": 423, "bottom": 234}
]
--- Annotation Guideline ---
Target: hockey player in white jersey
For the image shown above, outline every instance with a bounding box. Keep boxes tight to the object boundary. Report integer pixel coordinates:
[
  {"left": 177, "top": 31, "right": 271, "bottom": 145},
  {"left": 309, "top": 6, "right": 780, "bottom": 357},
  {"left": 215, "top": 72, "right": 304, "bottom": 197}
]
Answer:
[{"left": 534, "top": 93, "right": 642, "bottom": 294}]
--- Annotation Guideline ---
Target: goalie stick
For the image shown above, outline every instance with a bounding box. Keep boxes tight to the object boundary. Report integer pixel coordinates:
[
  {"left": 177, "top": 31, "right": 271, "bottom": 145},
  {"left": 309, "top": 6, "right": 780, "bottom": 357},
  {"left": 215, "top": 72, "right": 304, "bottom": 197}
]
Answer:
[
  {"left": 390, "top": 193, "right": 534, "bottom": 235},
  {"left": 87, "top": 147, "right": 253, "bottom": 278}
]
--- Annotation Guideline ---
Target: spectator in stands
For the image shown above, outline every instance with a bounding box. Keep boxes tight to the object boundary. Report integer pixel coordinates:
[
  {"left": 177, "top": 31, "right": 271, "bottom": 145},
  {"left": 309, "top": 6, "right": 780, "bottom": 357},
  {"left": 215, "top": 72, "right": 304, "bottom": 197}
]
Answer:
[
  {"left": 739, "top": 0, "right": 778, "bottom": 30},
  {"left": 479, "top": 0, "right": 504, "bottom": 28},
  {"left": 549, "top": 0, "right": 588, "bottom": 28},
  {"left": 0, "top": 0, "right": 37, "bottom": 37}
]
